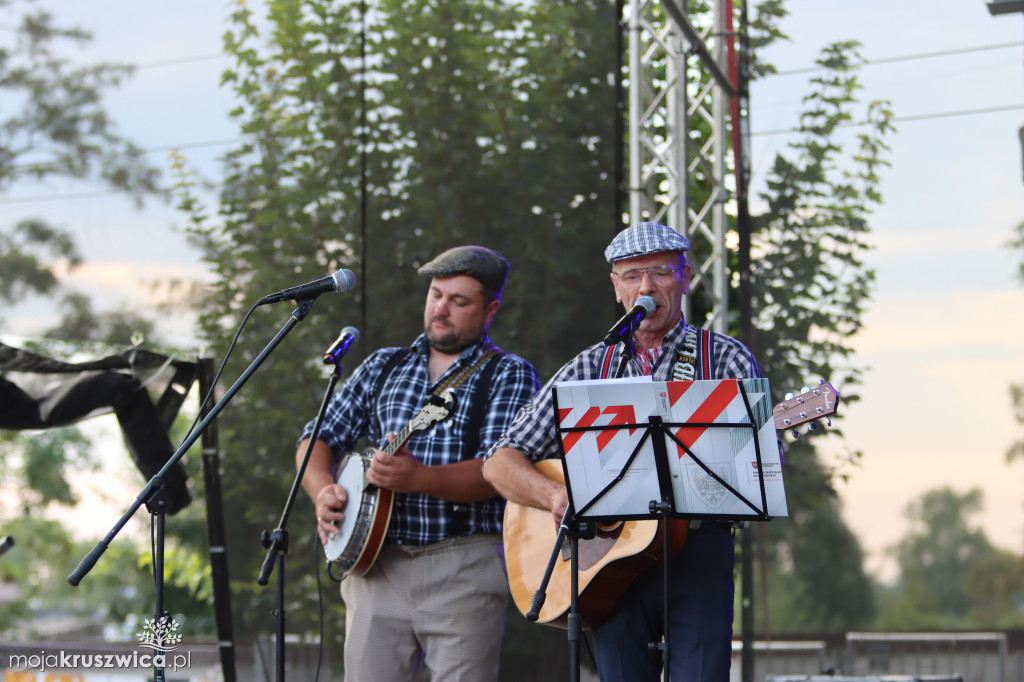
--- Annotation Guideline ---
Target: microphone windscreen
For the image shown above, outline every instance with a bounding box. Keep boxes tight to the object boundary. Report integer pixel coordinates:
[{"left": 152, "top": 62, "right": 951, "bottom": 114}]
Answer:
[{"left": 332, "top": 269, "right": 358, "bottom": 293}]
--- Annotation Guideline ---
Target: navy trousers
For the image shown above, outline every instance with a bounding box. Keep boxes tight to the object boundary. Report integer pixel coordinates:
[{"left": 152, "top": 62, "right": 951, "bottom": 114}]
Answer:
[{"left": 590, "top": 523, "right": 735, "bottom": 681}]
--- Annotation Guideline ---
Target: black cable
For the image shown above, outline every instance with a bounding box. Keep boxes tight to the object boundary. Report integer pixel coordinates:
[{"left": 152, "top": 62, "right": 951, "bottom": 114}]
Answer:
[
  {"left": 313, "top": 532, "right": 325, "bottom": 682},
  {"left": 753, "top": 102, "right": 1024, "bottom": 137},
  {"left": 770, "top": 40, "right": 1024, "bottom": 77}
]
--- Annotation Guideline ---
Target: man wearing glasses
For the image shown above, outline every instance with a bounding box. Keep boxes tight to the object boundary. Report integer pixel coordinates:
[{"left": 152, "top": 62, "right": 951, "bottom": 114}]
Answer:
[{"left": 484, "top": 222, "right": 768, "bottom": 681}]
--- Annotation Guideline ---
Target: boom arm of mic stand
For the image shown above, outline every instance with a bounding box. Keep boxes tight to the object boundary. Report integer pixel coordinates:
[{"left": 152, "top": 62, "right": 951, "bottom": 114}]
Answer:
[{"left": 68, "top": 300, "right": 317, "bottom": 586}]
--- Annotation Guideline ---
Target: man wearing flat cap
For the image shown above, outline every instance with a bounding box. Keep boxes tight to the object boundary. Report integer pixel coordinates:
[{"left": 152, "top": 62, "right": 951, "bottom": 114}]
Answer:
[
  {"left": 484, "top": 223, "right": 769, "bottom": 681},
  {"left": 297, "top": 245, "right": 539, "bottom": 681}
]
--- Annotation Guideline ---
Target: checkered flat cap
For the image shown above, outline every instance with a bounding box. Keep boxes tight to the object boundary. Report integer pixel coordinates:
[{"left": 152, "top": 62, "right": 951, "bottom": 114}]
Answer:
[
  {"left": 417, "top": 245, "right": 509, "bottom": 294},
  {"left": 604, "top": 222, "right": 690, "bottom": 263}
]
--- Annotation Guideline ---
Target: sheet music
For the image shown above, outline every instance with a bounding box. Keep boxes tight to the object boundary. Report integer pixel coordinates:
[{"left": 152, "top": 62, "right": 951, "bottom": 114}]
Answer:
[{"left": 554, "top": 378, "right": 788, "bottom": 520}]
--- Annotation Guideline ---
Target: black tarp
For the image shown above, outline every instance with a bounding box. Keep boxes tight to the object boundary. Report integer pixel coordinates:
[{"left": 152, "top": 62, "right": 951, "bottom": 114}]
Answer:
[{"left": 0, "top": 341, "right": 196, "bottom": 514}]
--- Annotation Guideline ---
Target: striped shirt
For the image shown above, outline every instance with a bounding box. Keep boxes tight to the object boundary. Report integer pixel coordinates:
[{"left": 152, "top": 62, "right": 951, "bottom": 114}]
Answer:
[
  {"left": 302, "top": 333, "right": 540, "bottom": 546},
  {"left": 488, "top": 319, "right": 764, "bottom": 463}
]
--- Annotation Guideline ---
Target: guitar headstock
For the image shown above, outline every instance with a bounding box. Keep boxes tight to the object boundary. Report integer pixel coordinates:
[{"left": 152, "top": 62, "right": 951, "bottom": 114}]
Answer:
[
  {"left": 773, "top": 381, "right": 840, "bottom": 437},
  {"left": 412, "top": 388, "right": 457, "bottom": 432}
]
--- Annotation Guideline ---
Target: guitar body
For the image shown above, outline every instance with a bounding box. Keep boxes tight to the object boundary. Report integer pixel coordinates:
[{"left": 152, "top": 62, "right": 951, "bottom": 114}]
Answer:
[
  {"left": 503, "top": 459, "right": 688, "bottom": 628},
  {"left": 504, "top": 382, "right": 839, "bottom": 628}
]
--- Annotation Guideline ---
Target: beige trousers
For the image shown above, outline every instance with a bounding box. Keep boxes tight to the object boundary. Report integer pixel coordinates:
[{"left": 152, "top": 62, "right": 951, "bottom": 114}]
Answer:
[{"left": 340, "top": 533, "right": 507, "bottom": 682}]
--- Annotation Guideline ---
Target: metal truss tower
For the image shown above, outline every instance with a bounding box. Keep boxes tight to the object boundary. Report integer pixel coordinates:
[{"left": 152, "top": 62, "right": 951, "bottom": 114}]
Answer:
[
  {"left": 626, "top": 0, "right": 737, "bottom": 334},
  {"left": 626, "top": 4, "right": 757, "bottom": 681}
]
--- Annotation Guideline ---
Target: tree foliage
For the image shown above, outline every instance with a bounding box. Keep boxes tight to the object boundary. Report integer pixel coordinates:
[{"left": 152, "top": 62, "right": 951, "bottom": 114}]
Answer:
[
  {"left": 744, "top": 39, "right": 892, "bottom": 632},
  {"left": 0, "top": 0, "right": 163, "bottom": 324},
  {"left": 179, "top": 0, "right": 621, "bottom": 639},
  {"left": 0, "top": 0, "right": 160, "bottom": 199},
  {"left": 877, "top": 487, "right": 1024, "bottom": 629},
  {"left": 0, "top": 0, "right": 184, "bottom": 638},
  {"left": 1007, "top": 220, "right": 1024, "bottom": 464}
]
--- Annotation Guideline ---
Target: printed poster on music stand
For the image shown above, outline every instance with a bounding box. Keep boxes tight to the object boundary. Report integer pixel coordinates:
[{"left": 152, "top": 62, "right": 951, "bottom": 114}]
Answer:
[{"left": 553, "top": 377, "right": 787, "bottom": 522}]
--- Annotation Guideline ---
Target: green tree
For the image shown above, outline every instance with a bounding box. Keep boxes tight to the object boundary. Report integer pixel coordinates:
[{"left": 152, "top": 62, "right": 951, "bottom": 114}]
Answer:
[
  {"left": 1007, "top": 220, "right": 1024, "bottom": 465},
  {"left": 43, "top": 291, "right": 158, "bottom": 346},
  {"left": 962, "top": 548, "right": 1024, "bottom": 628},
  {"left": 0, "top": 0, "right": 213, "bottom": 641},
  {"left": 0, "top": 0, "right": 160, "bottom": 200},
  {"left": 756, "top": 456, "right": 876, "bottom": 631},
  {"left": 745, "top": 38, "right": 891, "bottom": 632},
  {"left": 878, "top": 487, "right": 1011, "bottom": 629},
  {"left": 179, "top": 0, "right": 621, "bottom": 640},
  {"left": 0, "top": 220, "right": 81, "bottom": 310},
  {"left": 0, "top": 0, "right": 163, "bottom": 325}
]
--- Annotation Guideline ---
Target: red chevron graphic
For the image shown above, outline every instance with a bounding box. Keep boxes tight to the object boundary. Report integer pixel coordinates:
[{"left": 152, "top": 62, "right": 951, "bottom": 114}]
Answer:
[
  {"left": 559, "top": 406, "right": 601, "bottom": 453},
  {"left": 559, "top": 404, "right": 638, "bottom": 454},
  {"left": 667, "top": 380, "right": 695, "bottom": 406},
  {"left": 673, "top": 380, "right": 739, "bottom": 458},
  {"left": 595, "top": 405, "right": 637, "bottom": 452}
]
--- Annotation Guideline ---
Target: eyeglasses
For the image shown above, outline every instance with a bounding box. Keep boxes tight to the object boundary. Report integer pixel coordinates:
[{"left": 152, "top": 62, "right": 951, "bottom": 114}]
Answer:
[{"left": 612, "top": 264, "right": 679, "bottom": 290}]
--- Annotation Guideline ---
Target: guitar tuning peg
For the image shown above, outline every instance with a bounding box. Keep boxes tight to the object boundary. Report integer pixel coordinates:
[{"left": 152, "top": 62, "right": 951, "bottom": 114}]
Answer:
[
  {"left": 784, "top": 392, "right": 795, "bottom": 400},
  {"left": 791, "top": 427, "right": 801, "bottom": 439},
  {"left": 800, "top": 386, "right": 810, "bottom": 394},
  {"left": 806, "top": 421, "right": 818, "bottom": 432}
]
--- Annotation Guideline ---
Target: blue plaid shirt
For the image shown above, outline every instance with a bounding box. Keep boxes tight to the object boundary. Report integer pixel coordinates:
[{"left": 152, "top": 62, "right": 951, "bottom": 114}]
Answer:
[
  {"left": 488, "top": 319, "right": 765, "bottom": 463},
  {"left": 302, "top": 333, "right": 540, "bottom": 546}
]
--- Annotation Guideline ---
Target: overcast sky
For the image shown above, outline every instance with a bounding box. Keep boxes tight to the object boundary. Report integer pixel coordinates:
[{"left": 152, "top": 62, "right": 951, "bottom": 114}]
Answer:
[{"left": 4, "top": 0, "right": 1024, "bottom": 582}]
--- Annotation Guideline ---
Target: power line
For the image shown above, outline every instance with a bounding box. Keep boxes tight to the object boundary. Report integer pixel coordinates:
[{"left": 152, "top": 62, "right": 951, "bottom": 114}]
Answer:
[
  {"left": 4, "top": 103, "right": 1024, "bottom": 203},
  {"left": 0, "top": 189, "right": 163, "bottom": 205},
  {"left": 135, "top": 54, "right": 225, "bottom": 70},
  {"left": 770, "top": 41, "right": 1024, "bottom": 77},
  {"left": 8, "top": 137, "right": 244, "bottom": 175},
  {"left": 752, "top": 103, "right": 1024, "bottom": 136},
  {"left": 4, "top": 41, "right": 1024, "bottom": 205}
]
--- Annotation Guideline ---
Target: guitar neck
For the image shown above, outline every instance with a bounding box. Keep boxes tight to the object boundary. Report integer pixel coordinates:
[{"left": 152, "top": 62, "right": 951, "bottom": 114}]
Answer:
[{"left": 383, "top": 424, "right": 415, "bottom": 455}]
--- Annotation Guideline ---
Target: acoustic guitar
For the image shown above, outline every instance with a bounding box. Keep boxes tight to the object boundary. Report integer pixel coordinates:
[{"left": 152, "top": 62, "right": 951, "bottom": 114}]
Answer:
[{"left": 503, "top": 382, "right": 839, "bottom": 627}]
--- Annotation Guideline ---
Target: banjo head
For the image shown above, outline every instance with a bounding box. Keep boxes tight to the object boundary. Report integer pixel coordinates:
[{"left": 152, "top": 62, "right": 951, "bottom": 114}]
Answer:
[{"left": 323, "top": 451, "right": 378, "bottom": 573}]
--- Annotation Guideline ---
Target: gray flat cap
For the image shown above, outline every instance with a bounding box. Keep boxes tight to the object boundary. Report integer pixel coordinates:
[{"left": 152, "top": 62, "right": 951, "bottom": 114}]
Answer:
[
  {"left": 604, "top": 222, "right": 690, "bottom": 263},
  {"left": 417, "top": 245, "right": 509, "bottom": 294}
]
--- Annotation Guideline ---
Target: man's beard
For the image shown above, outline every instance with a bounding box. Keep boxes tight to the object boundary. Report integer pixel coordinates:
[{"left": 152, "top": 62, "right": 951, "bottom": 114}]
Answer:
[{"left": 425, "top": 320, "right": 477, "bottom": 354}]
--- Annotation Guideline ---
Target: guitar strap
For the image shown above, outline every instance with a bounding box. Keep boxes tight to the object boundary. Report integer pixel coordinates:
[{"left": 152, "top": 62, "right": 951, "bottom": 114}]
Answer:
[
  {"left": 370, "top": 344, "right": 500, "bottom": 442},
  {"left": 370, "top": 343, "right": 505, "bottom": 538},
  {"left": 598, "top": 327, "right": 712, "bottom": 380},
  {"left": 370, "top": 347, "right": 412, "bottom": 444},
  {"left": 438, "top": 345, "right": 504, "bottom": 537}
]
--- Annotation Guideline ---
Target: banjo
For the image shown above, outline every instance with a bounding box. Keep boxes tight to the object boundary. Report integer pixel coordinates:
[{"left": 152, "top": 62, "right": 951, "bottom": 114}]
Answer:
[{"left": 322, "top": 388, "right": 457, "bottom": 578}]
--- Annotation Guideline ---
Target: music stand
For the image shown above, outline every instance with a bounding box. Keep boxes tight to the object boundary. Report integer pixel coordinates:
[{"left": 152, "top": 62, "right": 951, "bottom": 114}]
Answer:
[{"left": 552, "top": 377, "right": 787, "bottom": 679}]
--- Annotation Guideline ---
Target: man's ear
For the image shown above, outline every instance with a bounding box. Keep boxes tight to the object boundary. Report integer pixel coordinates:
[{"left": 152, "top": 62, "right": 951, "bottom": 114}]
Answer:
[
  {"left": 610, "top": 271, "right": 624, "bottom": 304},
  {"left": 484, "top": 299, "right": 501, "bottom": 326}
]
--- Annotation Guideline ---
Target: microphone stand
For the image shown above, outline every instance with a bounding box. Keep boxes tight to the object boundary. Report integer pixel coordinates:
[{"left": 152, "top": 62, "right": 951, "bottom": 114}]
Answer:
[
  {"left": 258, "top": 346, "right": 348, "bottom": 682},
  {"left": 67, "top": 299, "right": 319, "bottom": 682},
  {"left": 525, "top": 506, "right": 593, "bottom": 682}
]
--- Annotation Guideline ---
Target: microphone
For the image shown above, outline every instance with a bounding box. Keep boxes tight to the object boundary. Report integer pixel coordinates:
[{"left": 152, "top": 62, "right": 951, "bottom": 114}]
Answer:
[
  {"left": 603, "top": 296, "right": 656, "bottom": 346},
  {"left": 256, "top": 268, "right": 357, "bottom": 306},
  {"left": 323, "top": 326, "right": 360, "bottom": 365}
]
